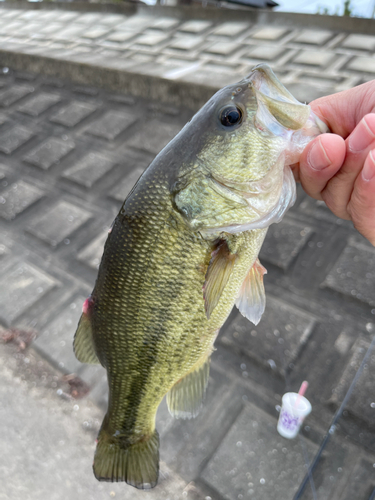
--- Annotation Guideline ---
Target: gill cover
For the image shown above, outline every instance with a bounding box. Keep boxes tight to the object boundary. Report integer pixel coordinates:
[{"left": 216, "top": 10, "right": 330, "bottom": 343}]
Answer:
[{"left": 174, "top": 64, "right": 327, "bottom": 235}]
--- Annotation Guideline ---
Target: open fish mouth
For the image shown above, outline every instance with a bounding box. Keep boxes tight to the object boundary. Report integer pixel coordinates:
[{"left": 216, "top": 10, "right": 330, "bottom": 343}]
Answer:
[{"left": 248, "top": 63, "right": 329, "bottom": 140}]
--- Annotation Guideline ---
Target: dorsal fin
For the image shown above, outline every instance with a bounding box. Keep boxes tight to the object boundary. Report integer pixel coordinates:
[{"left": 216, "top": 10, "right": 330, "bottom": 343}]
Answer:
[
  {"left": 235, "top": 258, "right": 267, "bottom": 325},
  {"left": 166, "top": 356, "right": 211, "bottom": 419},
  {"left": 204, "top": 240, "right": 237, "bottom": 319}
]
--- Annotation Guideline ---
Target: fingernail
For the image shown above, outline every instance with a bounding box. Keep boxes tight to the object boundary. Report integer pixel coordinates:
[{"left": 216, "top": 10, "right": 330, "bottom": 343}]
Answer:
[
  {"left": 307, "top": 138, "right": 331, "bottom": 170},
  {"left": 362, "top": 150, "right": 375, "bottom": 181},
  {"left": 349, "top": 114, "right": 375, "bottom": 153}
]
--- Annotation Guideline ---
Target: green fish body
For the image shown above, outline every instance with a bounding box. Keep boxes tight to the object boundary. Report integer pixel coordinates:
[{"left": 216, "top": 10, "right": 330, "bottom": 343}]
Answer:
[{"left": 74, "top": 64, "right": 327, "bottom": 489}]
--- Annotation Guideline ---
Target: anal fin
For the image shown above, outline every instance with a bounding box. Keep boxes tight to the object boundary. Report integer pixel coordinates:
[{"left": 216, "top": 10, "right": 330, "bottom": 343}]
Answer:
[
  {"left": 167, "top": 357, "right": 210, "bottom": 419},
  {"left": 73, "top": 310, "right": 100, "bottom": 365},
  {"left": 235, "top": 258, "right": 267, "bottom": 326}
]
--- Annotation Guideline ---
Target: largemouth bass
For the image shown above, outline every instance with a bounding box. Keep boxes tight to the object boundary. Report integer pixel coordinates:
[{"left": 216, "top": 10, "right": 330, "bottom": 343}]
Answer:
[{"left": 73, "top": 64, "right": 327, "bottom": 489}]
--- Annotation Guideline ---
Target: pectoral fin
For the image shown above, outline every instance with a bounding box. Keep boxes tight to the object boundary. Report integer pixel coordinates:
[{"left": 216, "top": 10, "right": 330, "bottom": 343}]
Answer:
[
  {"left": 167, "top": 357, "right": 210, "bottom": 419},
  {"left": 73, "top": 312, "right": 100, "bottom": 364},
  {"left": 235, "top": 258, "right": 267, "bottom": 325},
  {"left": 204, "top": 240, "right": 237, "bottom": 319}
]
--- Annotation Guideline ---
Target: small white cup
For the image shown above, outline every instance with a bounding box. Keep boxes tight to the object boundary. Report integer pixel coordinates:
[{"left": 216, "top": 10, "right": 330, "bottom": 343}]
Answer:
[{"left": 277, "top": 392, "right": 312, "bottom": 439}]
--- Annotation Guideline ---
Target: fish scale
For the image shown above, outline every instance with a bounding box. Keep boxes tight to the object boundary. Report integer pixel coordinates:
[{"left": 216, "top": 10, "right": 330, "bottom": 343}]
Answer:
[{"left": 73, "top": 63, "right": 327, "bottom": 489}]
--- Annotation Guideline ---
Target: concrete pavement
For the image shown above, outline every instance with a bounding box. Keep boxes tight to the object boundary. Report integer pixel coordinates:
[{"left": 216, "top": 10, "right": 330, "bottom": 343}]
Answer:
[{"left": 0, "top": 3, "right": 375, "bottom": 499}]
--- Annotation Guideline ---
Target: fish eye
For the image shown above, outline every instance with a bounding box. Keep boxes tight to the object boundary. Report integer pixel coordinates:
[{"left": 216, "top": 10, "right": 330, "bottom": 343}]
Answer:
[{"left": 219, "top": 105, "right": 243, "bottom": 128}]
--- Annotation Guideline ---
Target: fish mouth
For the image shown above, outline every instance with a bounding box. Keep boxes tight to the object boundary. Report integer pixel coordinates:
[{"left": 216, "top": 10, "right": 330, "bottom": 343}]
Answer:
[
  {"left": 248, "top": 63, "right": 300, "bottom": 105},
  {"left": 243, "top": 63, "right": 329, "bottom": 153},
  {"left": 247, "top": 64, "right": 311, "bottom": 132}
]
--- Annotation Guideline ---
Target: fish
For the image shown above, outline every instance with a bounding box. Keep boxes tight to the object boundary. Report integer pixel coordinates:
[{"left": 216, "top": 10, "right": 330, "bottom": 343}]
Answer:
[{"left": 73, "top": 63, "right": 327, "bottom": 489}]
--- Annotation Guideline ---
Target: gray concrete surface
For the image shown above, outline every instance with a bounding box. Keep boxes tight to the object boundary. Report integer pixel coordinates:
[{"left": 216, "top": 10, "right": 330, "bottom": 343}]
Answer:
[
  {"left": 1, "top": 4, "right": 375, "bottom": 109},
  {"left": 0, "top": 4, "right": 375, "bottom": 500},
  {"left": 0, "top": 338, "right": 201, "bottom": 500}
]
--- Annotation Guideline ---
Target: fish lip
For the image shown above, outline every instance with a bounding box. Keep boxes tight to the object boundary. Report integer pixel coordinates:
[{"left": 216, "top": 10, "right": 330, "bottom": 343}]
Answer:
[{"left": 246, "top": 63, "right": 300, "bottom": 106}]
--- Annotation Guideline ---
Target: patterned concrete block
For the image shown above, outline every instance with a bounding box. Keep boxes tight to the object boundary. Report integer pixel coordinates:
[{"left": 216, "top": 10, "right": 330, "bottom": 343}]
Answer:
[
  {"left": 282, "top": 81, "right": 329, "bottom": 103},
  {"left": 292, "top": 50, "right": 337, "bottom": 67},
  {"left": 50, "top": 101, "right": 97, "bottom": 127},
  {"left": 82, "top": 366, "right": 108, "bottom": 409},
  {"left": 134, "top": 33, "right": 168, "bottom": 46},
  {"left": 1, "top": 21, "right": 24, "bottom": 35},
  {"left": 260, "top": 219, "right": 313, "bottom": 270},
  {"left": 341, "top": 34, "right": 375, "bottom": 51},
  {"left": 27, "top": 200, "right": 91, "bottom": 246},
  {"left": 17, "top": 92, "right": 61, "bottom": 117},
  {"left": 180, "top": 66, "right": 244, "bottom": 88},
  {"left": 0, "top": 85, "right": 34, "bottom": 107},
  {"left": 73, "top": 13, "right": 103, "bottom": 25},
  {"left": 115, "top": 16, "right": 155, "bottom": 31},
  {"left": 151, "top": 17, "right": 179, "bottom": 30},
  {"left": 0, "top": 126, "right": 34, "bottom": 154},
  {"left": 212, "top": 21, "right": 250, "bottom": 37},
  {"left": 110, "top": 165, "right": 146, "bottom": 202},
  {"left": 0, "top": 261, "right": 57, "bottom": 324},
  {"left": 221, "top": 297, "right": 316, "bottom": 373},
  {"left": 106, "top": 31, "right": 136, "bottom": 43},
  {"left": 15, "top": 22, "right": 44, "bottom": 36},
  {"left": 34, "top": 295, "right": 86, "bottom": 373},
  {"left": 129, "top": 119, "right": 181, "bottom": 154},
  {"left": 347, "top": 56, "right": 375, "bottom": 74},
  {"left": 205, "top": 41, "right": 242, "bottom": 56},
  {"left": 169, "top": 36, "right": 204, "bottom": 51},
  {"left": 340, "top": 459, "right": 375, "bottom": 500},
  {"left": 17, "top": 10, "right": 42, "bottom": 21},
  {"left": 62, "top": 152, "right": 116, "bottom": 188},
  {"left": 85, "top": 110, "right": 139, "bottom": 140},
  {"left": 298, "top": 197, "right": 344, "bottom": 224},
  {"left": 0, "top": 180, "right": 44, "bottom": 220},
  {"left": 32, "top": 10, "right": 63, "bottom": 22},
  {"left": 251, "top": 27, "right": 289, "bottom": 40},
  {"left": 54, "top": 11, "right": 79, "bottom": 23},
  {"left": 323, "top": 240, "right": 375, "bottom": 306},
  {"left": 99, "top": 14, "right": 126, "bottom": 25},
  {"left": 247, "top": 45, "right": 286, "bottom": 61},
  {"left": 50, "top": 25, "right": 86, "bottom": 40},
  {"left": 37, "top": 23, "right": 64, "bottom": 36},
  {"left": 293, "top": 29, "right": 334, "bottom": 45},
  {"left": 77, "top": 230, "right": 108, "bottom": 270},
  {"left": 23, "top": 137, "right": 75, "bottom": 170},
  {"left": 160, "top": 367, "right": 238, "bottom": 479},
  {"left": 331, "top": 336, "right": 375, "bottom": 429},
  {"left": 82, "top": 27, "right": 110, "bottom": 40},
  {"left": 179, "top": 20, "right": 212, "bottom": 34},
  {"left": 201, "top": 404, "right": 317, "bottom": 500},
  {"left": 0, "top": 9, "right": 21, "bottom": 19}
]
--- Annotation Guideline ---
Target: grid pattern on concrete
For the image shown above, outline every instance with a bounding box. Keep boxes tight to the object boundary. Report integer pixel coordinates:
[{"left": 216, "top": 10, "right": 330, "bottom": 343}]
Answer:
[
  {"left": 0, "top": 7, "right": 375, "bottom": 105},
  {"left": 1, "top": 65, "right": 374, "bottom": 500},
  {"left": 1, "top": 6, "right": 375, "bottom": 499}
]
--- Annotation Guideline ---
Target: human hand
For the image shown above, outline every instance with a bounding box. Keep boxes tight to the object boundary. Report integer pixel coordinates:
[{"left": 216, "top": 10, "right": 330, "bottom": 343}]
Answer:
[{"left": 292, "top": 80, "right": 375, "bottom": 245}]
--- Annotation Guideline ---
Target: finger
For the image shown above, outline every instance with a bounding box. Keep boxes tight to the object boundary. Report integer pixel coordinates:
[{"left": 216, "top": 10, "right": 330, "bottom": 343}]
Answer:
[
  {"left": 321, "top": 113, "right": 375, "bottom": 219},
  {"left": 297, "top": 134, "right": 345, "bottom": 200},
  {"left": 310, "top": 81, "right": 375, "bottom": 137},
  {"left": 347, "top": 149, "right": 375, "bottom": 246}
]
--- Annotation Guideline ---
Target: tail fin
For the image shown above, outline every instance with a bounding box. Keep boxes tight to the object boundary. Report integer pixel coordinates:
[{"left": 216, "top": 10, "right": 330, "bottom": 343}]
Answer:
[{"left": 93, "top": 428, "right": 159, "bottom": 489}]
